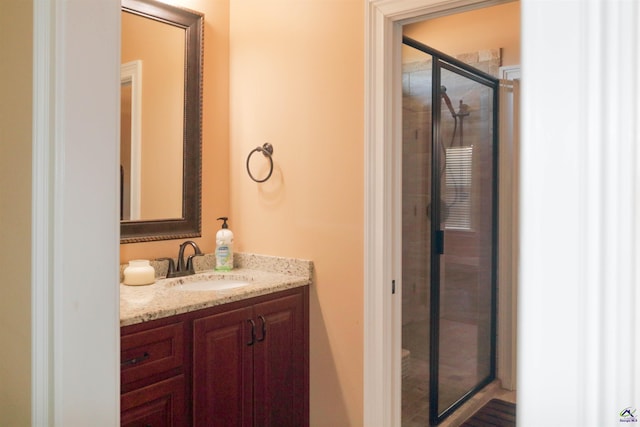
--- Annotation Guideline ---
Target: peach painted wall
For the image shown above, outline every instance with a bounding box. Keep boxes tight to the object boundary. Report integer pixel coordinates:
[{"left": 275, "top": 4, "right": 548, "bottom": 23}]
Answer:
[
  {"left": 229, "top": 1, "right": 364, "bottom": 426},
  {"left": 120, "top": 0, "right": 230, "bottom": 262},
  {"left": 404, "top": 1, "right": 521, "bottom": 67},
  {"left": 0, "top": 2, "right": 32, "bottom": 425}
]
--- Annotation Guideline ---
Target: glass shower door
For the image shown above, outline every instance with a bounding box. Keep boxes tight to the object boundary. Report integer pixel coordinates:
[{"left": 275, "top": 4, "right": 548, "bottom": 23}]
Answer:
[
  {"left": 401, "top": 42, "right": 433, "bottom": 426},
  {"left": 430, "top": 61, "right": 497, "bottom": 423},
  {"left": 401, "top": 36, "right": 498, "bottom": 426}
]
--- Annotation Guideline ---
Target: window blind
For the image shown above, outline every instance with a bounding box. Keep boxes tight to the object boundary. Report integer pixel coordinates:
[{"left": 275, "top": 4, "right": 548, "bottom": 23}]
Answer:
[{"left": 444, "top": 146, "right": 473, "bottom": 230}]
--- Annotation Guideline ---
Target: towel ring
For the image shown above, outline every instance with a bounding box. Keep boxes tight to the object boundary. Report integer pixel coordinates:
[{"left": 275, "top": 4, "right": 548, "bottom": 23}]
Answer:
[{"left": 246, "top": 143, "right": 274, "bottom": 183}]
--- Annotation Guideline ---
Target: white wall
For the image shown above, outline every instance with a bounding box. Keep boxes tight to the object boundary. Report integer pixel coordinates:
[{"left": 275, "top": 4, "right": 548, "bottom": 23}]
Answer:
[{"left": 518, "top": 0, "right": 640, "bottom": 425}]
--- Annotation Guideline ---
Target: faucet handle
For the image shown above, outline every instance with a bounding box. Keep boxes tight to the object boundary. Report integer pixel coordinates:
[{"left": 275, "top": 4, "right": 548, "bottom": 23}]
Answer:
[
  {"left": 156, "top": 257, "right": 176, "bottom": 278},
  {"left": 186, "top": 253, "right": 205, "bottom": 274}
]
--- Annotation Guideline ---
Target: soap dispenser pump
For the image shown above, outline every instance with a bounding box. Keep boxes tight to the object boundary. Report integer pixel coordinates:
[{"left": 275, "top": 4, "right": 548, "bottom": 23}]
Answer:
[{"left": 215, "top": 217, "right": 234, "bottom": 271}]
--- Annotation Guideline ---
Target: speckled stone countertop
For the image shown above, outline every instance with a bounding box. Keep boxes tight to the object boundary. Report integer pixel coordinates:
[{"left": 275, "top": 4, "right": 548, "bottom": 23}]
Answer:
[{"left": 120, "top": 252, "right": 313, "bottom": 327}]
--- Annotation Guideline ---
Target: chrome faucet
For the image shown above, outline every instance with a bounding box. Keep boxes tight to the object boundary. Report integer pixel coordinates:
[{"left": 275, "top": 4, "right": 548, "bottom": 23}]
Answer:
[{"left": 158, "top": 240, "right": 204, "bottom": 278}]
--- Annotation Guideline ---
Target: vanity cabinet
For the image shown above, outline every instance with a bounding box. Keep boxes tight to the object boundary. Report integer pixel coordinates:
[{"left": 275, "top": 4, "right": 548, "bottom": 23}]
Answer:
[
  {"left": 120, "top": 320, "right": 188, "bottom": 427},
  {"left": 120, "top": 286, "right": 309, "bottom": 427},
  {"left": 193, "top": 290, "right": 307, "bottom": 427}
]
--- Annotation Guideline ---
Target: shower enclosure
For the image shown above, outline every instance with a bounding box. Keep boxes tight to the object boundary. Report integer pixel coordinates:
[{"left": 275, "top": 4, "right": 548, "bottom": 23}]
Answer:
[{"left": 401, "top": 36, "right": 498, "bottom": 426}]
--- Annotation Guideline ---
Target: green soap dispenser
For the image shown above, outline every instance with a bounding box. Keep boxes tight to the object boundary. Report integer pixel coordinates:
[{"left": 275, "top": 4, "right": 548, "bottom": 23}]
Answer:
[{"left": 215, "top": 217, "right": 234, "bottom": 271}]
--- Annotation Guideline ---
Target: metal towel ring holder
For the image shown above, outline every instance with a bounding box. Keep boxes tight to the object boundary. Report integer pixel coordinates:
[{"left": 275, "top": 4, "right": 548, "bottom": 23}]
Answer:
[{"left": 246, "top": 143, "right": 274, "bottom": 183}]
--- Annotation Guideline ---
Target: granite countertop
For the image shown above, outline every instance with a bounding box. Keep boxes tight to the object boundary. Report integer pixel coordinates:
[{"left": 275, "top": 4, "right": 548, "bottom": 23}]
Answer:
[{"left": 120, "top": 253, "right": 313, "bottom": 327}]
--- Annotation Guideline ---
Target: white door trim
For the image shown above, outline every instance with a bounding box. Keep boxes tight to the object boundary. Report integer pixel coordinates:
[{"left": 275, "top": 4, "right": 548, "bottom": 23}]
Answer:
[
  {"left": 497, "top": 69, "right": 520, "bottom": 391},
  {"left": 32, "top": 1, "right": 53, "bottom": 423},
  {"left": 32, "top": 0, "right": 121, "bottom": 424},
  {"left": 363, "top": 1, "right": 513, "bottom": 425}
]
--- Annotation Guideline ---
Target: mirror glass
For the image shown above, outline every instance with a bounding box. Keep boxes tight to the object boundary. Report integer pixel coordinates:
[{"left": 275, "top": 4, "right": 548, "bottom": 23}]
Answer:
[
  {"left": 121, "top": 11, "right": 184, "bottom": 221},
  {"left": 120, "top": 0, "right": 203, "bottom": 243}
]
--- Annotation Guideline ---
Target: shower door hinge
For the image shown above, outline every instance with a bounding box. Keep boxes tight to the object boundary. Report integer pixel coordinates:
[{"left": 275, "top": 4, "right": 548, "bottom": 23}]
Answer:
[{"left": 392, "top": 280, "right": 396, "bottom": 294}]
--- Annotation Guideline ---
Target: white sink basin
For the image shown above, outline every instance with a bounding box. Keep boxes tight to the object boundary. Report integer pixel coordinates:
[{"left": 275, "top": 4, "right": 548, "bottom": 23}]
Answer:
[{"left": 175, "top": 279, "right": 250, "bottom": 292}]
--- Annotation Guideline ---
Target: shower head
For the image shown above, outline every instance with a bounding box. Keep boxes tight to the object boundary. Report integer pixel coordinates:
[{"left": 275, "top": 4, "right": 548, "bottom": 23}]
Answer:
[{"left": 440, "top": 85, "right": 456, "bottom": 118}]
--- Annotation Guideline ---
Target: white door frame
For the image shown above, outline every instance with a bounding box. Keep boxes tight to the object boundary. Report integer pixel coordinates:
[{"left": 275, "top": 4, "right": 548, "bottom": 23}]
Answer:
[
  {"left": 363, "top": 1, "right": 513, "bottom": 425},
  {"left": 365, "top": 1, "right": 640, "bottom": 426},
  {"left": 32, "top": 0, "right": 121, "bottom": 424},
  {"left": 498, "top": 68, "right": 520, "bottom": 391}
]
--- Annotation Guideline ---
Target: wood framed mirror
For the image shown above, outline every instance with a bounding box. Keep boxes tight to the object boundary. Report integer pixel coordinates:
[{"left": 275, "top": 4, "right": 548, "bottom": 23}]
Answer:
[{"left": 120, "top": 0, "right": 203, "bottom": 243}]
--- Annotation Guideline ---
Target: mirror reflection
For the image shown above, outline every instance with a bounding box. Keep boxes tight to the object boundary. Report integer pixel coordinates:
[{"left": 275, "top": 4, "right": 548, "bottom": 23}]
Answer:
[{"left": 121, "top": 8, "right": 184, "bottom": 221}]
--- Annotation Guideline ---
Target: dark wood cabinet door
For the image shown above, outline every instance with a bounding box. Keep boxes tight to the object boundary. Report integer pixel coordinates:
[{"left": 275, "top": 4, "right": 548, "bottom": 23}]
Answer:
[
  {"left": 193, "top": 306, "right": 254, "bottom": 427},
  {"left": 121, "top": 375, "right": 186, "bottom": 427},
  {"left": 252, "top": 292, "right": 306, "bottom": 427},
  {"left": 122, "top": 287, "right": 309, "bottom": 427}
]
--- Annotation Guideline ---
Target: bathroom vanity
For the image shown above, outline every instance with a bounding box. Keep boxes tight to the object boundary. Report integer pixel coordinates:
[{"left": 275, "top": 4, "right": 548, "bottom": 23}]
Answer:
[{"left": 120, "top": 254, "right": 312, "bottom": 427}]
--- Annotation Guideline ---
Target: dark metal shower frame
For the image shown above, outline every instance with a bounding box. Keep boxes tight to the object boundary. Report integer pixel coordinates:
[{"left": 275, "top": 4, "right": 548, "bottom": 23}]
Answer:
[{"left": 402, "top": 35, "right": 500, "bottom": 426}]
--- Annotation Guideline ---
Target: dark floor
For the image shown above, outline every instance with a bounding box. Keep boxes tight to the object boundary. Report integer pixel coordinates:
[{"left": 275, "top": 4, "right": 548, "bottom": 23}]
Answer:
[{"left": 460, "top": 399, "right": 516, "bottom": 427}]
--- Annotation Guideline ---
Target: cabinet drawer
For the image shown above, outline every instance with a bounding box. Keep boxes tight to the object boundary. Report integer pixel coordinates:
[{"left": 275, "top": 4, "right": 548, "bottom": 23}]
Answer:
[
  {"left": 121, "top": 374, "right": 186, "bottom": 427},
  {"left": 121, "top": 322, "right": 184, "bottom": 386}
]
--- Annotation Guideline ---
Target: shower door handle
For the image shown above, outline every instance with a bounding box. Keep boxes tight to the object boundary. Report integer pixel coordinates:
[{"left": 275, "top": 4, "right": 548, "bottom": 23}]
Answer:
[{"left": 435, "top": 230, "right": 445, "bottom": 254}]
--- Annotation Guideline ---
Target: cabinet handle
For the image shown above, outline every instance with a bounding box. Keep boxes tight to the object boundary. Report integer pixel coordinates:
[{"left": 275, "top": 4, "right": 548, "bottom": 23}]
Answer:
[
  {"left": 256, "top": 315, "right": 267, "bottom": 342},
  {"left": 247, "top": 319, "right": 256, "bottom": 346},
  {"left": 121, "top": 351, "right": 150, "bottom": 367}
]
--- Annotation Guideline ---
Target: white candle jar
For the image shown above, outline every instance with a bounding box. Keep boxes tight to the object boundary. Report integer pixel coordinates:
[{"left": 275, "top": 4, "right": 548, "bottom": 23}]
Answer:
[{"left": 123, "top": 259, "right": 155, "bottom": 286}]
